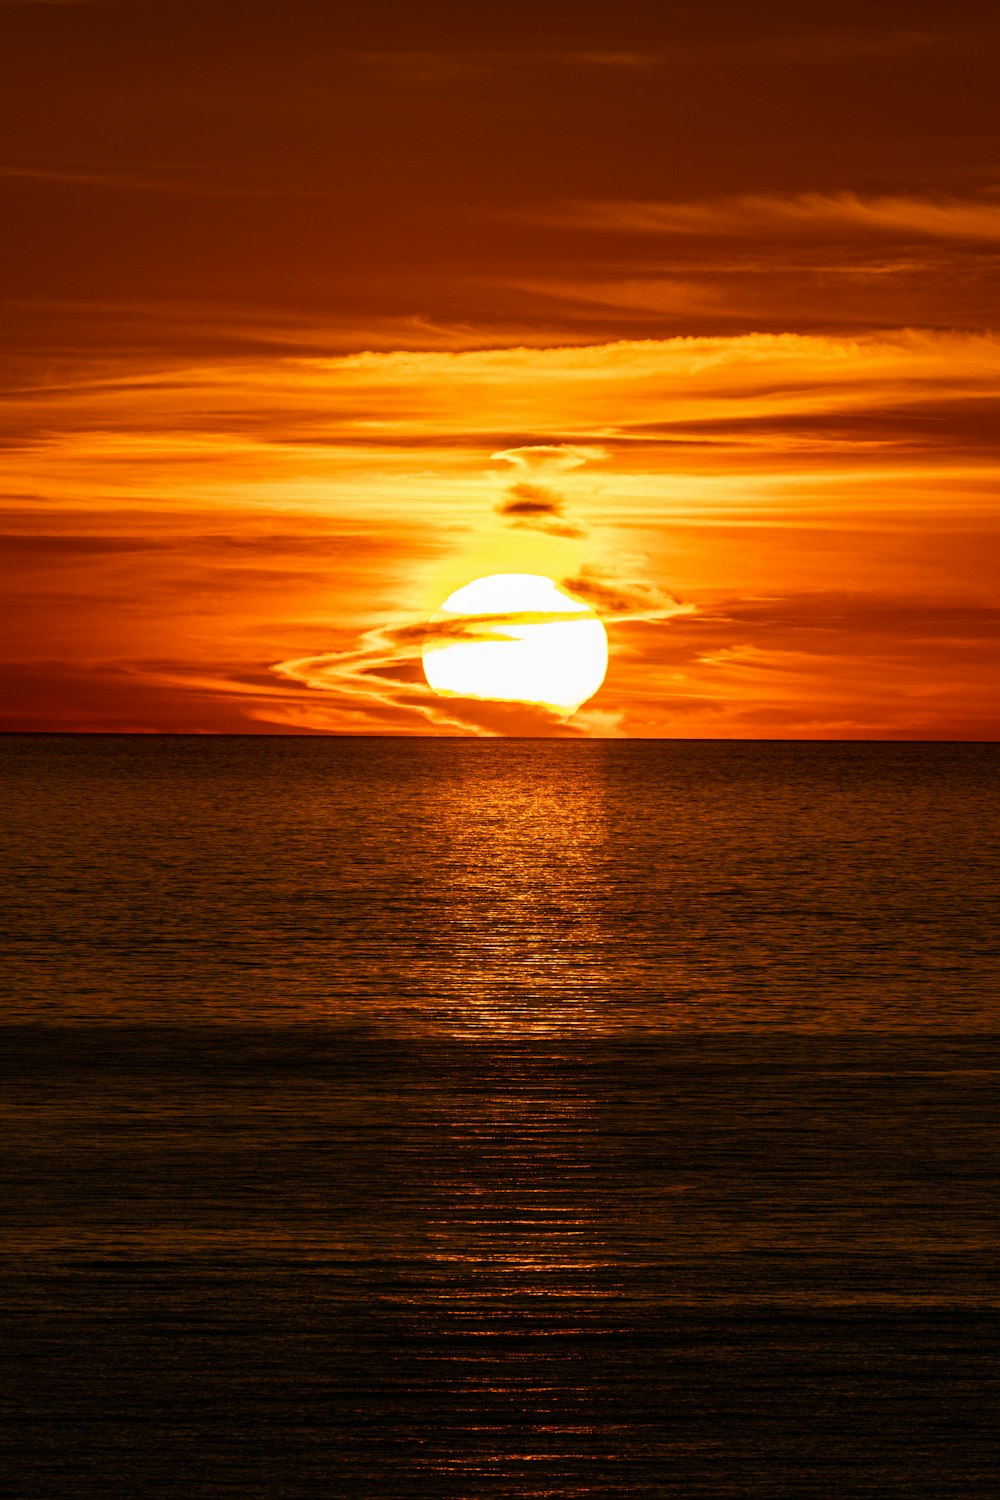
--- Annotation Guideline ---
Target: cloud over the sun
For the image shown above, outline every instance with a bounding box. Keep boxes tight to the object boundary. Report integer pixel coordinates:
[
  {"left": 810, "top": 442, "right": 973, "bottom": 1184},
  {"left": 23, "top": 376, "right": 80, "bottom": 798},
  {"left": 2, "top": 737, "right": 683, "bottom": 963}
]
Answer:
[
  {"left": 270, "top": 567, "right": 691, "bottom": 737},
  {"left": 3, "top": 331, "right": 998, "bottom": 737}
]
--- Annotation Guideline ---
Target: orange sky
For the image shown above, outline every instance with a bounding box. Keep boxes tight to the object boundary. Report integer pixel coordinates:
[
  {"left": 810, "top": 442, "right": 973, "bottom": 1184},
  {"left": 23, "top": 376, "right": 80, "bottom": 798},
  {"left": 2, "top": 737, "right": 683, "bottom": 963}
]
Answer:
[{"left": 2, "top": 0, "right": 998, "bottom": 736}]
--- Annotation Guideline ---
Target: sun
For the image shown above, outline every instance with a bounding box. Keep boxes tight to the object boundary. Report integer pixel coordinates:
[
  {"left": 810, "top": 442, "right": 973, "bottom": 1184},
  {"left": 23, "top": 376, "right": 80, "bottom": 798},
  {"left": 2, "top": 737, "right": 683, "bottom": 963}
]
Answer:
[{"left": 421, "top": 573, "right": 608, "bottom": 714}]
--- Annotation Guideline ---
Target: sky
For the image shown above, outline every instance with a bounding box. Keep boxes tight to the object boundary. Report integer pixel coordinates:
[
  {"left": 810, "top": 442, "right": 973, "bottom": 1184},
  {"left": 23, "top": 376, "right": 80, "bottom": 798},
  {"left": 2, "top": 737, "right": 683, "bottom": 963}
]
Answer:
[{"left": 2, "top": 0, "right": 998, "bottom": 736}]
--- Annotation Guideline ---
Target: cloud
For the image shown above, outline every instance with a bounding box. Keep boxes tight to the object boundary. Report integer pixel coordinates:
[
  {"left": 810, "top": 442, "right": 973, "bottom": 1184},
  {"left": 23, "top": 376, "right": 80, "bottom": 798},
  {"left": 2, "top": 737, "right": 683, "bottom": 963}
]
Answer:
[
  {"left": 7, "top": 331, "right": 1000, "bottom": 462},
  {"left": 0, "top": 534, "right": 155, "bottom": 557},
  {"left": 490, "top": 446, "right": 603, "bottom": 537},
  {"left": 0, "top": 659, "right": 316, "bottom": 735},
  {"left": 562, "top": 567, "right": 693, "bottom": 622},
  {"left": 494, "top": 479, "right": 586, "bottom": 538},
  {"left": 697, "top": 592, "right": 1000, "bottom": 647},
  {"left": 0, "top": 164, "right": 164, "bottom": 190},
  {"left": 604, "top": 588, "right": 1000, "bottom": 738},
  {"left": 497, "top": 481, "right": 564, "bottom": 519},
  {"left": 271, "top": 562, "right": 694, "bottom": 736},
  {"left": 267, "top": 578, "right": 1000, "bottom": 740},
  {"left": 271, "top": 634, "right": 587, "bottom": 738},
  {"left": 542, "top": 192, "right": 1000, "bottom": 243},
  {"left": 492, "top": 195, "right": 1000, "bottom": 333},
  {"left": 4, "top": 331, "right": 998, "bottom": 737},
  {"left": 491, "top": 444, "right": 608, "bottom": 471}
]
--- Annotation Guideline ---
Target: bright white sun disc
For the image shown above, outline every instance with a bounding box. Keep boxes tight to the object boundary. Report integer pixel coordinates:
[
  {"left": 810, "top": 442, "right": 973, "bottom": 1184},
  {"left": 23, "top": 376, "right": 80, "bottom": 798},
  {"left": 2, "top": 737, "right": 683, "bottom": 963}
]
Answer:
[{"left": 421, "top": 573, "right": 608, "bottom": 713}]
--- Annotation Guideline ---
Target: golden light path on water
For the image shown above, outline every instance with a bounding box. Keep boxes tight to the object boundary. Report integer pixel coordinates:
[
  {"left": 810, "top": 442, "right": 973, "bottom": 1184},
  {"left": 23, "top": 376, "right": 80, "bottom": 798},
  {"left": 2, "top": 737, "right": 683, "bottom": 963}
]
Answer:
[{"left": 421, "top": 574, "right": 609, "bottom": 714}]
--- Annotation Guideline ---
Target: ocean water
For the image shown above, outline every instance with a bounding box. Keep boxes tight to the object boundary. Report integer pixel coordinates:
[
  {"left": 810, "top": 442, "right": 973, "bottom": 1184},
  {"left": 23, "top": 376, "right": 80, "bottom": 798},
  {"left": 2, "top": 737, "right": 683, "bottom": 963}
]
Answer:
[{"left": 1, "top": 735, "right": 997, "bottom": 1496}]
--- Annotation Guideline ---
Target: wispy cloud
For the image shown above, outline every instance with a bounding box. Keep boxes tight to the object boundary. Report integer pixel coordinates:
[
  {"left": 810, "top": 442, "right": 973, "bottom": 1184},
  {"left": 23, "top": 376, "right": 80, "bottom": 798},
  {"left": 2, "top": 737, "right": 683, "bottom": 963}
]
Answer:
[
  {"left": 497, "top": 484, "right": 564, "bottom": 520},
  {"left": 12, "top": 331, "right": 997, "bottom": 458},
  {"left": 540, "top": 192, "right": 1000, "bottom": 242},
  {"left": 491, "top": 445, "right": 608, "bottom": 471},
  {"left": 489, "top": 444, "right": 605, "bottom": 539},
  {"left": 271, "top": 629, "right": 588, "bottom": 738},
  {"left": 495, "top": 482, "right": 583, "bottom": 537},
  {"left": 561, "top": 568, "right": 691, "bottom": 623},
  {"left": 271, "top": 572, "right": 692, "bottom": 736},
  {"left": 3, "top": 332, "right": 998, "bottom": 736},
  {"left": 0, "top": 163, "right": 158, "bottom": 189}
]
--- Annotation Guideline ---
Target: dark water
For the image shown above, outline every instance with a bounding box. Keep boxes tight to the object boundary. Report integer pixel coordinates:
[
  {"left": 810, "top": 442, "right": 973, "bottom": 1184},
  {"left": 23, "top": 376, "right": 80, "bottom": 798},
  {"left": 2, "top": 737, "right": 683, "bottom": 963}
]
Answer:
[{"left": 1, "top": 736, "right": 998, "bottom": 1497}]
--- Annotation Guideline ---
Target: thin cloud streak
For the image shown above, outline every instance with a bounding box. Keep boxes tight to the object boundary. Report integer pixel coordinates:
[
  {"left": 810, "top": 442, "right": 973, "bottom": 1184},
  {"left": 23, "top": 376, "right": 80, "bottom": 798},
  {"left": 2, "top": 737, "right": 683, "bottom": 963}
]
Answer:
[
  {"left": 6, "top": 332, "right": 999, "bottom": 460},
  {"left": 271, "top": 587, "right": 692, "bottom": 737},
  {"left": 539, "top": 192, "right": 1000, "bottom": 241}
]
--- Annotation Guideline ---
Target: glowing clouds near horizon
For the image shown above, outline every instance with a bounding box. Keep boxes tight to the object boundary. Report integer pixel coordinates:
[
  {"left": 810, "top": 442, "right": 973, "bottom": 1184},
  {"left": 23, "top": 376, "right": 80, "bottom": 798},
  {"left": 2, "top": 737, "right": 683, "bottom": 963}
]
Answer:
[{"left": 421, "top": 574, "right": 609, "bottom": 715}]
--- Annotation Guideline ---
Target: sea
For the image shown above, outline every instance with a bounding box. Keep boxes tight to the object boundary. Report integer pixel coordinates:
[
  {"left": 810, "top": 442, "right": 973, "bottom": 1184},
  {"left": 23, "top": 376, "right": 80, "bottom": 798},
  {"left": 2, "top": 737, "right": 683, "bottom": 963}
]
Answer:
[{"left": 1, "top": 735, "right": 997, "bottom": 1497}]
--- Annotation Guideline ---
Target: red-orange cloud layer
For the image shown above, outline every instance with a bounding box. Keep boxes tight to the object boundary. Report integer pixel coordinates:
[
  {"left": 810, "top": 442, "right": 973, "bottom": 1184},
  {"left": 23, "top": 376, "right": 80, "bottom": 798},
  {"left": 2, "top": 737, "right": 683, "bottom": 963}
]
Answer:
[{"left": 1, "top": 1, "right": 998, "bottom": 736}]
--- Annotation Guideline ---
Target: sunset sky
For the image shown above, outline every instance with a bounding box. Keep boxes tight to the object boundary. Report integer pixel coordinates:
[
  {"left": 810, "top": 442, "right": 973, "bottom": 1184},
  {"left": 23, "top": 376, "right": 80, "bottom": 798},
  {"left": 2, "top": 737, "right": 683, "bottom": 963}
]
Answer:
[{"left": 3, "top": 0, "right": 998, "bottom": 737}]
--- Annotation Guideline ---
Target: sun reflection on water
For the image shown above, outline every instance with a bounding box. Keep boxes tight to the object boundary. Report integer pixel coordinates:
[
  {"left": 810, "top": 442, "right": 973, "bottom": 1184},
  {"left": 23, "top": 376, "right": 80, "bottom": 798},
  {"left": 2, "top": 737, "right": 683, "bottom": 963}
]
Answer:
[{"left": 414, "top": 747, "right": 617, "bottom": 1037}]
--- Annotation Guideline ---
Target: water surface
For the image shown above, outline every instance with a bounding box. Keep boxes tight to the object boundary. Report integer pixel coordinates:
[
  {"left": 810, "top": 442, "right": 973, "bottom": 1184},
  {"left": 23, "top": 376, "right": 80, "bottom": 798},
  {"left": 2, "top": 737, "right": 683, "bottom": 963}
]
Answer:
[{"left": 2, "top": 737, "right": 997, "bottom": 1496}]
